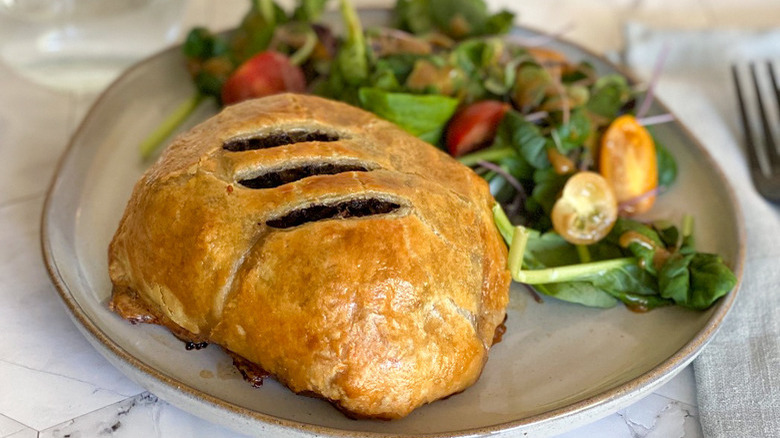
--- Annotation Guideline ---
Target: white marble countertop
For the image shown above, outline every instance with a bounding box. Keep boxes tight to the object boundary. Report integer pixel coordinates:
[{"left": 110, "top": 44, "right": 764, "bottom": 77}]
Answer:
[{"left": 0, "top": 0, "right": 776, "bottom": 437}]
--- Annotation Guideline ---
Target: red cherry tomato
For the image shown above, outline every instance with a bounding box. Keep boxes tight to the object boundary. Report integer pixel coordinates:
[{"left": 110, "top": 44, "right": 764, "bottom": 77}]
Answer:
[
  {"left": 221, "top": 51, "right": 306, "bottom": 105},
  {"left": 446, "top": 100, "right": 510, "bottom": 157}
]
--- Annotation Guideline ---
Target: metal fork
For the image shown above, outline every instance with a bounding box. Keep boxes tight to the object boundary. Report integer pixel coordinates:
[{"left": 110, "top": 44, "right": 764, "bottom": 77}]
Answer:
[{"left": 732, "top": 61, "right": 780, "bottom": 203}]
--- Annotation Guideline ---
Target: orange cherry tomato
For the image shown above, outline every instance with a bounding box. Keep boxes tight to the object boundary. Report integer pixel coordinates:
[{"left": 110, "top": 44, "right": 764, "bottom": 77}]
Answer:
[
  {"left": 599, "top": 114, "right": 658, "bottom": 215},
  {"left": 552, "top": 171, "right": 618, "bottom": 245},
  {"left": 547, "top": 147, "right": 575, "bottom": 175}
]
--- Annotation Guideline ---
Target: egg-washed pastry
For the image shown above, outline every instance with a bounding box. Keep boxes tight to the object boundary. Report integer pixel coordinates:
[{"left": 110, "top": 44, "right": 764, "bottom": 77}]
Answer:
[{"left": 108, "top": 93, "right": 510, "bottom": 419}]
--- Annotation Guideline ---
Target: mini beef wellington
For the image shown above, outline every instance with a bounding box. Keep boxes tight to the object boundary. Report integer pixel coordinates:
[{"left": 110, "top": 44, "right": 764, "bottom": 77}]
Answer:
[{"left": 107, "top": 93, "right": 511, "bottom": 419}]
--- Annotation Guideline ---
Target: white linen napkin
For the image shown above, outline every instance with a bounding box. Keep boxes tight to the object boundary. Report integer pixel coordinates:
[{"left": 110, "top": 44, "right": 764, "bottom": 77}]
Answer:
[{"left": 623, "top": 22, "right": 780, "bottom": 437}]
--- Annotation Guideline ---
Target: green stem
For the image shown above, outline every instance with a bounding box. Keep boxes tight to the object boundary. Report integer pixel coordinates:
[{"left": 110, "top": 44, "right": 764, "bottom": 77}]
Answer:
[
  {"left": 493, "top": 203, "right": 638, "bottom": 286},
  {"left": 491, "top": 203, "right": 514, "bottom": 245},
  {"left": 289, "top": 26, "right": 318, "bottom": 66},
  {"left": 140, "top": 94, "right": 205, "bottom": 160},
  {"left": 576, "top": 244, "right": 591, "bottom": 263},
  {"left": 507, "top": 225, "right": 530, "bottom": 274},
  {"left": 338, "top": 0, "right": 367, "bottom": 84},
  {"left": 513, "top": 257, "right": 637, "bottom": 284},
  {"left": 458, "top": 147, "right": 515, "bottom": 167},
  {"left": 258, "top": 0, "right": 275, "bottom": 26},
  {"left": 682, "top": 214, "right": 694, "bottom": 237}
]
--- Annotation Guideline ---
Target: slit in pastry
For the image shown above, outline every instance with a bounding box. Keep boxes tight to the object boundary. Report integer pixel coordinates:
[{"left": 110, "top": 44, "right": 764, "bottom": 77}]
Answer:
[
  {"left": 237, "top": 161, "right": 377, "bottom": 189},
  {"left": 266, "top": 197, "right": 404, "bottom": 229},
  {"left": 223, "top": 129, "right": 341, "bottom": 152}
]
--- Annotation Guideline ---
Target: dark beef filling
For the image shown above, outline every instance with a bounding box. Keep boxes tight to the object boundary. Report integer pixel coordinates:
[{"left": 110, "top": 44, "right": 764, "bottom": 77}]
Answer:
[
  {"left": 266, "top": 198, "right": 401, "bottom": 229},
  {"left": 225, "top": 350, "right": 270, "bottom": 388},
  {"left": 238, "top": 163, "right": 372, "bottom": 189},
  {"left": 223, "top": 130, "right": 340, "bottom": 152},
  {"left": 185, "top": 341, "right": 209, "bottom": 351}
]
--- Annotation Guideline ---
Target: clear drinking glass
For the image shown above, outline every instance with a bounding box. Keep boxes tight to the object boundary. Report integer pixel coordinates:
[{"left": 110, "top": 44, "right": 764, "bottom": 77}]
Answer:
[{"left": 0, "top": 0, "right": 185, "bottom": 93}]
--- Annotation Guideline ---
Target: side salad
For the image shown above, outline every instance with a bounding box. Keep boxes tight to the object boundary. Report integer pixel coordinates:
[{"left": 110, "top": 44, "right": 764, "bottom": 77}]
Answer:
[{"left": 144, "top": 0, "right": 736, "bottom": 312}]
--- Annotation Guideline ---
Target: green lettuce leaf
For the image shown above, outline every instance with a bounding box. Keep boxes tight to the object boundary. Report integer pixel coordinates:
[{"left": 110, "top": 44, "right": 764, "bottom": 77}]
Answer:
[{"left": 357, "top": 88, "right": 459, "bottom": 143}]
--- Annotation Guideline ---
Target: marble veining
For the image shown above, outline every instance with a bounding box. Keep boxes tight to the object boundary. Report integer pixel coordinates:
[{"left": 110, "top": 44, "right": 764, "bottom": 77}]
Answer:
[
  {"left": 37, "top": 393, "right": 250, "bottom": 438},
  {"left": 0, "top": 197, "right": 145, "bottom": 432},
  {"left": 620, "top": 395, "right": 701, "bottom": 438}
]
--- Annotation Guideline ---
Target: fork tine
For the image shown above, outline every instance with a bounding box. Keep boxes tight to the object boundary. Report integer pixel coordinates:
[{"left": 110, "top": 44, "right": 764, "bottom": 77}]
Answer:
[
  {"left": 769, "top": 62, "right": 780, "bottom": 165},
  {"left": 750, "top": 62, "right": 780, "bottom": 169},
  {"left": 732, "top": 64, "right": 763, "bottom": 173},
  {"left": 770, "top": 62, "right": 780, "bottom": 113}
]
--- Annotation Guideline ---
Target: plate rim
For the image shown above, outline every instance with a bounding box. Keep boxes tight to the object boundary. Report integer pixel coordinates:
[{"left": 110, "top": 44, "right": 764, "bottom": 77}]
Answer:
[{"left": 40, "top": 10, "right": 746, "bottom": 437}]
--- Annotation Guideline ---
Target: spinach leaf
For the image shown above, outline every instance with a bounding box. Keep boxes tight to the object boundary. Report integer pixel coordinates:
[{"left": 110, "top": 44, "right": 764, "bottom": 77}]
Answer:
[
  {"left": 562, "top": 61, "right": 596, "bottom": 84},
  {"left": 183, "top": 27, "right": 229, "bottom": 59},
  {"left": 315, "top": 67, "right": 361, "bottom": 105},
  {"left": 496, "top": 154, "right": 534, "bottom": 185},
  {"left": 357, "top": 88, "right": 459, "bottom": 143},
  {"left": 450, "top": 38, "right": 509, "bottom": 101},
  {"left": 454, "top": 38, "right": 505, "bottom": 72},
  {"left": 524, "top": 230, "right": 578, "bottom": 266},
  {"left": 654, "top": 136, "right": 678, "bottom": 189},
  {"left": 429, "top": 0, "right": 490, "bottom": 38},
  {"left": 552, "top": 108, "right": 592, "bottom": 152},
  {"left": 182, "top": 28, "right": 233, "bottom": 98},
  {"left": 394, "top": 0, "right": 514, "bottom": 39},
  {"left": 658, "top": 253, "right": 737, "bottom": 310},
  {"left": 609, "top": 218, "right": 665, "bottom": 247},
  {"left": 525, "top": 232, "right": 657, "bottom": 297},
  {"left": 522, "top": 231, "right": 659, "bottom": 308},
  {"left": 535, "top": 282, "right": 619, "bottom": 308},
  {"left": 484, "top": 10, "right": 515, "bottom": 35},
  {"left": 590, "top": 262, "right": 658, "bottom": 296},
  {"left": 431, "top": 0, "right": 515, "bottom": 39},
  {"left": 494, "top": 110, "right": 550, "bottom": 169},
  {"left": 603, "top": 290, "right": 673, "bottom": 312},
  {"left": 192, "top": 70, "right": 228, "bottom": 98},
  {"left": 229, "top": 0, "right": 287, "bottom": 64},
  {"left": 485, "top": 155, "right": 534, "bottom": 204},
  {"left": 587, "top": 74, "right": 631, "bottom": 120},
  {"left": 369, "top": 68, "right": 402, "bottom": 91},
  {"left": 513, "top": 64, "right": 553, "bottom": 111},
  {"left": 653, "top": 220, "right": 680, "bottom": 248},
  {"left": 530, "top": 168, "right": 569, "bottom": 216},
  {"left": 374, "top": 54, "right": 425, "bottom": 85},
  {"left": 393, "top": 0, "right": 435, "bottom": 35},
  {"left": 499, "top": 209, "right": 735, "bottom": 312},
  {"left": 292, "top": 0, "right": 329, "bottom": 22},
  {"left": 607, "top": 217, "right": 666, "bottom": 275},
  {"left": 522, "top": 232, "right": 617, "bottom": 307}
]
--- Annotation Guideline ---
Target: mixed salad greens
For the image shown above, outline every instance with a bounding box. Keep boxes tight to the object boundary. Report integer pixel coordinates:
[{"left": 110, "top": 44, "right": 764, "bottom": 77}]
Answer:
[{"left": 144, "top": 0, "right": 736, "bottom": 312}]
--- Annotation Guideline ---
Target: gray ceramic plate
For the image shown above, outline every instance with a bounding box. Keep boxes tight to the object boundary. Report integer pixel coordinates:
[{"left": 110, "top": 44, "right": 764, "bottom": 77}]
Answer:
[{"left": 41, "top": 10, "right": 744, "bottom": 438}]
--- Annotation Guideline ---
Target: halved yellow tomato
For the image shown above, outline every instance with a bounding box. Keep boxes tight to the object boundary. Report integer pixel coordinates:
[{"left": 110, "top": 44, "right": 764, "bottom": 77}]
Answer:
[
  {"left": 552, "top": 171, "right": 618, "bottom": 245},
  {"left": 599, "top": 115, "right": 658, "bottom": 214}
]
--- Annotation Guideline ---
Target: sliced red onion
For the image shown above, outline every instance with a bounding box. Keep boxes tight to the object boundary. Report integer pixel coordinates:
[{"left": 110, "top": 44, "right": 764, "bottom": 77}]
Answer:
[
  {"left": 524, "top": 111, "right": 548, "bottom": 122},
  {"left": 477, "top": 160, "right": 527, "bottom": 200},
  {"left": 618, "top": 186, "right": 664, "bottom": 213},
  {"left": 636, "top": 113, "right": 675, "bottom": 126},
  {"left": 636, "top": 43, "right": 670, "bottom": 119}
]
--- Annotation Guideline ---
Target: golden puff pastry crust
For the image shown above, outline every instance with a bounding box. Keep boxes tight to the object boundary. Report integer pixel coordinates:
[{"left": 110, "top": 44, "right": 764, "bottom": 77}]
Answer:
[{"left": 108, "top": 93, "right": 510, "bottom": 419}]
